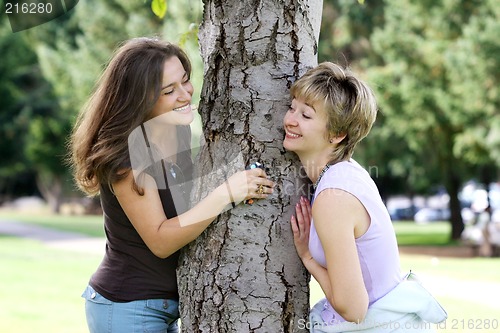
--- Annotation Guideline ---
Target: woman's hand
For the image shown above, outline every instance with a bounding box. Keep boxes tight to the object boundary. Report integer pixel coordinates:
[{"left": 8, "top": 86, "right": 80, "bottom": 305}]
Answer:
[
  {"left": 291, "top": 196, "right": 312, "bottom": 260},
  {"left": 225, "top": 167, "right": 274, "bottom": 204}
]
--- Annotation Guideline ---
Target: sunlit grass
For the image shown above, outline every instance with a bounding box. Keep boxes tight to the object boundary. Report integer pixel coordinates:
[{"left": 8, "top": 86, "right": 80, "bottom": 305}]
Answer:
[
  {"left": 1, "top": 213, "right": 499, "bottom": 332},
  {"left": 0, "top": 211, "right": 104, "bottom": 237},
  {"left": 399, "top": 254, "right": 500, "bottom": 283},
  {"left": 393, "top": 221, "right": 459, "bottom": 246},
  {"left": 0, "top": 236, "right": 102, "bottom": 333}
]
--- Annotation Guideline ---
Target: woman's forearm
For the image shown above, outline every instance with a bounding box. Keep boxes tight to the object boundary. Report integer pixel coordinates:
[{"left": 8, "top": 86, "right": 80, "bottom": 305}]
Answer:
[
  {"left": 153, "top": 183, "right": 232, "bottom": 257},
  {"left": 302, "top": 255, "right": 333, "bottom": 302}
]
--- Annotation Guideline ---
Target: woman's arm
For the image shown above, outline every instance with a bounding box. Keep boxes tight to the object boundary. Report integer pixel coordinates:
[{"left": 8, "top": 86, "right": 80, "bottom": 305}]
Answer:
[
  {"left": 291, "top": 197, "right": 334, "bottom": 306},
  {"left": 291, "top": 190, "right": 370, "bottom": 323},
  {"left": 312, "top": 188, "right": 369, "bottom": 322},
  {"left": 114, "top": 167, "right": 274, "bottom": 258}
]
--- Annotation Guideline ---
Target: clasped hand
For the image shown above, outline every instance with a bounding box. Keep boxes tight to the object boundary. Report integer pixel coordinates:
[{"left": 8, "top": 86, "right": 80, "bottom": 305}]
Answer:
[{"left": 290, "top": 196, "right": 312, "bottom": 260}]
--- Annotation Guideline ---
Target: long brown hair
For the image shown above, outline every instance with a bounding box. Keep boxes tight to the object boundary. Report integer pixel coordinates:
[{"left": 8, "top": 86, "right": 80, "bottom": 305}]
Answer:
[{"left": 69, "top": 37, "right": 192, "bottom": 196}]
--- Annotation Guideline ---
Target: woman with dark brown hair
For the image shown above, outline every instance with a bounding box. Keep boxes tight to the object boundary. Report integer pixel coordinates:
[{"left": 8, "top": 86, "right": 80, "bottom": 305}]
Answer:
[{"left": 70, "top": 37, "right": 274, "bottom": 333}]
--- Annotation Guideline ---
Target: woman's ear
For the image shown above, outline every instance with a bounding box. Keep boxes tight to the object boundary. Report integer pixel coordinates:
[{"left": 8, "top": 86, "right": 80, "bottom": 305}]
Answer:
[{"left": 329, "top": 133, "right": 347, "bottom": 144}]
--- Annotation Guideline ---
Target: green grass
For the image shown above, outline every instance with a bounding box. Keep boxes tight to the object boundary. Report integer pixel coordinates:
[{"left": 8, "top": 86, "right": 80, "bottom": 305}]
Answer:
[
  {"left": 0, "top": 215, "right": 455, "bottom": 245},
  {"left": 0, "top": 236, "right": 102, "bottom": 333},
  {"left": 398, "top": 255, "right": 500, "bottom": 333},
  {"left": 0, "top": 211, "right": 104, "bottom": 237},
  {"left": 399, "top": 254, "right": 500, "bottom": 283},
  {"left": 393, "top": 221, "right": 459, "bottom": 246},
  {"left": 0, "top": 214, "right": 456, "bottom": 244},
  {"left": 1, "top": 213, "right": 499, "bottom": 332}
]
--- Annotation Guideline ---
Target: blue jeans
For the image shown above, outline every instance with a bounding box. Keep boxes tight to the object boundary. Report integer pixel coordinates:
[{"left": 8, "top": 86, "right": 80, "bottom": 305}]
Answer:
[{"left": 82, "top": 285, "right": 179, "bottom": 333}]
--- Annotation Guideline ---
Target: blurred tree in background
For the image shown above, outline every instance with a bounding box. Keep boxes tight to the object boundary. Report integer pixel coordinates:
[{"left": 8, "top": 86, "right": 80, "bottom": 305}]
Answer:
[
  {"left": 318, "top": 0, "right": 500, "bottom": 240},
  {"left": 319, "top": 0, "right": 418, "bottom": 202},
  {"left": 367, "top": 0, "right": 499, "bottom": 239},
  {"left": 0, "top": 17, "right": 62, "bottom": 208}
]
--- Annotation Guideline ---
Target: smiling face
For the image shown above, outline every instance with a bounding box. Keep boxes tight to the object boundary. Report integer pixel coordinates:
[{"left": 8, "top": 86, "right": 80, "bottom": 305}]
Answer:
[
  {"left": 283, "top": 98, "right": 333, "bottom": 162},
  {"left": 149, "top": 56, "right": 194, "bottom": 125}
]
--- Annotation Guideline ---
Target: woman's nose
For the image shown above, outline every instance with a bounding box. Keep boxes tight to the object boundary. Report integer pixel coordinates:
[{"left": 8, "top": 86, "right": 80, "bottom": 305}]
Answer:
[
  {"left": 284, "top": 111, "right": 298, "bottom": 126},
  {"left": 178, "top": 84, "right": 193, "bottom": 101}
]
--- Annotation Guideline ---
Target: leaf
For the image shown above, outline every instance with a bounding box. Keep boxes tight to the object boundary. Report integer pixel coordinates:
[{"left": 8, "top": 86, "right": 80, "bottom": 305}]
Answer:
[
  {"left": 179, "top": 23, "right": 199, "bottom": 47},
  {"left": 151, "top": 0, "right": 167, "bottom": 19},
  {"left": 357, "top": 0, "right": 365, "bottom": 4}
]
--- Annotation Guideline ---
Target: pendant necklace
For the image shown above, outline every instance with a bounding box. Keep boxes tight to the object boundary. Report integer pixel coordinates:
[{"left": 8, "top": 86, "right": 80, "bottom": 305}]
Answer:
[{"left": 313, "top": 164, "right": 331, "bottom": 191}]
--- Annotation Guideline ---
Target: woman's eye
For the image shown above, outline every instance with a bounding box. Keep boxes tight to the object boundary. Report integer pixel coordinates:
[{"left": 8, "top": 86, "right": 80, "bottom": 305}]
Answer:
[
  {"left": 163, "top": 90, "right": 174, "bottom": 95},
  {"left": 302, "top": 113, "right": 311, "bottom": 119}
]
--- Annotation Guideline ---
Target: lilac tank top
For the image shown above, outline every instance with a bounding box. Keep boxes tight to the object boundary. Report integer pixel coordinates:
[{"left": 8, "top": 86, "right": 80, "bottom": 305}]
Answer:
[{"left": 309, "top": 159, "right": 402, "bottom": 324}]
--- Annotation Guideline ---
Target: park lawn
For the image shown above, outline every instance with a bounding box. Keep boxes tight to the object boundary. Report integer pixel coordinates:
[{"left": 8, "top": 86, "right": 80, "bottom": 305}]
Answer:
[
  {"left": 393, "top": 221, "right": 457, "bottom": 246},
  {"left": 1, "top": 214, "right": 499, "bottom": 332},
  {"left": 0, "top": 213, "right": 455, "bottom": 243},
  {"left": 398, "top": 255, "right": 500, "bottom": 333},
  {"left": 0, "top": 211, "right": 104, "bottom": 237},
  {"left": 0, "top": 213, "right": 457, "bottom": 244},
  {"left": 0, "top": 236, "right": 102, "bottom": 333}
]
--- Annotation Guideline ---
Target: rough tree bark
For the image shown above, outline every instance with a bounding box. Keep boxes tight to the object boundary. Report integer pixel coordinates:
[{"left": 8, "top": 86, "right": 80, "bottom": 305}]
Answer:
[{"left": 178, "top": 1, "right": 323, "bottom": 332}]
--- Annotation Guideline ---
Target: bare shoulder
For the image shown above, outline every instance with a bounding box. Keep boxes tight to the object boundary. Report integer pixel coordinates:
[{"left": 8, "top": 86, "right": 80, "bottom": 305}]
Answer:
[
  {"left": 312, "top": 188, "right": 369, "bottom": 235},
  {"left": 313, "top": 188, "right": 363, "bottom": 212},
  {"left": 112, "top": 170, "right": 162, "bottom": 205}
]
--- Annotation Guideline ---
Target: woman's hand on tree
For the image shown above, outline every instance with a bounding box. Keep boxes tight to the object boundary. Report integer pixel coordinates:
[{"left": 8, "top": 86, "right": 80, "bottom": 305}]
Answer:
[{"left": 225, "top": 168, "right": 274, "bottom": 204}]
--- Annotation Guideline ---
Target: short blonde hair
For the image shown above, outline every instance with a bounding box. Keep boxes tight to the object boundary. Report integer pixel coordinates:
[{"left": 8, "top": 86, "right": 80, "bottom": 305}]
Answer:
[{"left": 291, "top": 62, "right": 377, "bottom": 164}]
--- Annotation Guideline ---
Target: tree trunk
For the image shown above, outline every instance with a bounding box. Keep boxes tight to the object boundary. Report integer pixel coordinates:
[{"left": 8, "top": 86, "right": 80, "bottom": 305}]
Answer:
[
  {"left": 437, "top": 126, "right": 464, "bottom": 240},
  {"left": 36, "top": 173, "right": 63, "bottom": 214},
  {"left": 178, "top": 0, "right": 323, "bottom": 332},
  {"left": 447, "top": 173, "right": 463, "bottom": 240}
]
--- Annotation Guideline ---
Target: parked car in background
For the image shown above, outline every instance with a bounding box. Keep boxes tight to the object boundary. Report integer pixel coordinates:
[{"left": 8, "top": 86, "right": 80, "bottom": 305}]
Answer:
[
  {"left": 386, "top": 196, "right": 420, "bottom": 221},
  {"left": 389, "top": 206, "right": 417, "bottom": 221},
  {"left": 414, "top": 207, "right": 450, "bottom": 224}
]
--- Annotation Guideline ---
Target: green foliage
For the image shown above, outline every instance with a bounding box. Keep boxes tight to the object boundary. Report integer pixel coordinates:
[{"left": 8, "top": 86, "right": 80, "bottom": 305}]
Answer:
[
  {"left": 28, "top": 0, "right": 203, "bottom": 113},
  {"left": 25, "top": 117, "right": 71, "bottom": 174},
  {"left": 443, "top": 0, "right": 500, "bottom": 165},
  {"left": 319, "top": 0, "right": 384, "bottom": 67},
  {"left": 320, "top": 0, "right": 499, "bottom": 240},
  {"left": 367, "top": 0, "right": 500, "bottom": 238},
  {"left": 365, "top": 0, "right": 500, "bottom": 192},
  {"left": 151, "top": 0, "right": 168, "bottom": 19},
  {"left": 321, "top": 0, "right": 500, "bottom": 197},
  {"left": 1, "top": 0, "right": 203, "bottom": 201},
  {"left": 0, "top": 17, "right": 61, "bottom": 196},
  {"left": 320, "top": 0, "right": 420, "bottom": 197},
  {"left": 30, "top": 0, "right": 164, "bottom": 114}
]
